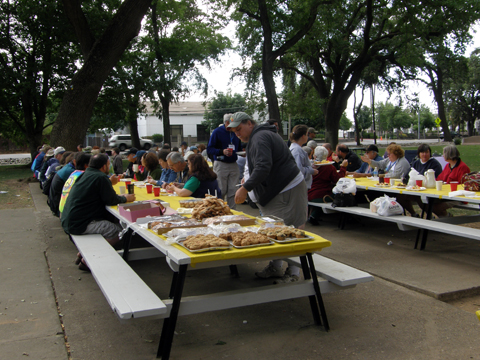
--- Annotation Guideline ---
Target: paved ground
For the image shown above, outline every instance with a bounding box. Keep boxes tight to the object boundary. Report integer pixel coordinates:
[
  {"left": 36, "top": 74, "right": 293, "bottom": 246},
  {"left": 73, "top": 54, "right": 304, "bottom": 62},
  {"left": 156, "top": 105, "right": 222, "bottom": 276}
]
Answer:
[{"left": 1, "top": 184, "right": 479, "bottom": 360}]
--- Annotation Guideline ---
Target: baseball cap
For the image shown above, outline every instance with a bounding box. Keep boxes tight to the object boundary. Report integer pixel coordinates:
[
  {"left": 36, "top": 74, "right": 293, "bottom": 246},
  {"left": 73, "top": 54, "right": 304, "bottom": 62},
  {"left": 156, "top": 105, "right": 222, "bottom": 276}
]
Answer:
[
  {"left": 45, "top": 149, "right": 55, "bottom": 157},
  {"left": 189, "top": 146, "right": 198, "bottom": 151},
  {"left": 365, "top": 145, "right": 379, "bottom": 153},
  {"left": 180, "top": 141, "right": 188, "bottom": 147},
  {"left": 308, "top": 127, "right": 316, "bottom": 134},
  {"left": 227, "top": 112, "right": 252, "bottom": 128},
  {"left": 126, "top": 148, "right": 138, "bottom": 158},
  {"left": 135, "top": 150, "right": 146, "bottom": 160},
  {"left": 54, "top": 146, "right": 66, "bottom": 156},
  {"left": 83, "top": 146, "right": 92, "bottom": 154}
]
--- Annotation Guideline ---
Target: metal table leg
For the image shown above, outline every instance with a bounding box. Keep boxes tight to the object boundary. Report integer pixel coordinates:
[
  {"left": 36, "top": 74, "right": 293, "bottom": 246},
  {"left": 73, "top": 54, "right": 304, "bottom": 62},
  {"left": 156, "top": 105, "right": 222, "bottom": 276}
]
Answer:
[
  {"left": 157, "top": 264, "right": 187, "bottom": 359},
  {"left": 121, "top": 228, "right": 133, "bottom": 261},
  {"left": 306, "top": 253, "right": 329, "bottom": 331},
  {"left": 419, "top": 200, "right": 435, "bottom": 250}
]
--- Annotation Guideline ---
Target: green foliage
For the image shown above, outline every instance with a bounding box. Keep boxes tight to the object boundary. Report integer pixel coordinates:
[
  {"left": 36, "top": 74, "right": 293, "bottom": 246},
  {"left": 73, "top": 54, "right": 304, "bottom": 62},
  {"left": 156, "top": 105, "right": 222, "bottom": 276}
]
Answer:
[
  {"left": 339, "top": 113, "right": 352, "bottom": 131},
  {"left": 202, "top": 92, "right": 247, "bottom": 132},
  {"left": 375, "top": 102, "right": 413, "bottom": 132},
  {"left": 152, "top": 134, "right": 164, "bottom": 143},
  {"left": 454, "top": 138, "right": 462, "bottom": 146},
  {"left": 0, "top": 0, "right": 78, "bottom": 152},
  {"left": 357, "top": 106, "right": 373, "bottom": 133}
]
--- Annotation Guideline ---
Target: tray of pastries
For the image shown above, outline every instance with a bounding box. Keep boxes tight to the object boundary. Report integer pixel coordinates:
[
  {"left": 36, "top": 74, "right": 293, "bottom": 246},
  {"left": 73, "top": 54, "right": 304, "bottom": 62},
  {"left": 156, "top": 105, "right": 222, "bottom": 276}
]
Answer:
[
  {"left": 191, "top": 195, "right": 233, "bottom": 220},
  {"left": 176, "top": 234, "right": 231, "bottom": 252},
  {"left": 202, "top": 214, "right": 256, "bottom": 226},
  {"left": 219, "top": 231, "right": 274, "bottom": 248},
  {"left": 257, "top": 227, "right": 313, "bottom": 243}
]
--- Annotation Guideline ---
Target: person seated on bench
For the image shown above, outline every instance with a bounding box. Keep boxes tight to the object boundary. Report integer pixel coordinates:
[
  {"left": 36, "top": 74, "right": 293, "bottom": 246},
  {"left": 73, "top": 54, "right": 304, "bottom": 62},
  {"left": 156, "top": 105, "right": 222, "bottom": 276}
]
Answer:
[
  {"left": 348, "top": 144, "right": 383, "bottom": 178},
  {"left": 162, "top": 151, "right": 189, "bottom": 188},
  {"left": 166, "top": 154, "right": 221, "bottom": 198},
  {"left": 396, "top": 144, "right": 443, "bottom": 217},
  {"left": 61, "top": 154, "right": 136, "bottom": 271},
  {"left": 48, "top": 152, "right": 91, "bottom": 217},
  {"left": 432, "top": 145, "right": 471, "bottom": 217},
  {"left": 308, "top": 146, "right": 348, "bottom": 225},
  {"left": 361, "top": 143, "right": 410, "bottom": 180},
  {"left": 333, "top": 144, "right": 362, "bottom": 172}
]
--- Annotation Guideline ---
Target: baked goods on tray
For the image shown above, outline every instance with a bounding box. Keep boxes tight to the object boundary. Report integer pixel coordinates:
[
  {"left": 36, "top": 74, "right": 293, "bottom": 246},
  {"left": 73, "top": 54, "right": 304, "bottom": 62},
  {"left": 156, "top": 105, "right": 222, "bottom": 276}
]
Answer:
[
  {"left": 147, "top": 215, "right": 204, "bottom": 234},
  {"left": 202, "top": 214, "right": 256, "bottom": 226},
  {"left": 219, "top": 231, "right": 272, "bottom": 247},
  {"left": 191, "top": 195, "right": 232, "bottom": 220},
  {"left": 258, "top": 227, "right": 306, "bottom": 240},
  {"left": 181, "top": 234, "right": 230, "bottom": 250}
]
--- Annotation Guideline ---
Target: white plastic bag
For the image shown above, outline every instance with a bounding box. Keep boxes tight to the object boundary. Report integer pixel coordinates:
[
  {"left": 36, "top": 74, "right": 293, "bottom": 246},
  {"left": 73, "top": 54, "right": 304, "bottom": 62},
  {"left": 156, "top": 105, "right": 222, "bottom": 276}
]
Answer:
[
  {"left": 376, "top": 195, "right": 404, "bottom": 216},
  {"left": 332, "top": 178, "right": 356, "bottom": 194}
]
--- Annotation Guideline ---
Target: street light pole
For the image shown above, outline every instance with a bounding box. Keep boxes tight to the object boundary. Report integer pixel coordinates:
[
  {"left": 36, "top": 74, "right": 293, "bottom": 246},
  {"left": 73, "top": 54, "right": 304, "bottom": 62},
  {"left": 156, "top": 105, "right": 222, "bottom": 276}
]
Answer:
[{"left": 418, "top": 109, "right": 420, "bottom": 139}]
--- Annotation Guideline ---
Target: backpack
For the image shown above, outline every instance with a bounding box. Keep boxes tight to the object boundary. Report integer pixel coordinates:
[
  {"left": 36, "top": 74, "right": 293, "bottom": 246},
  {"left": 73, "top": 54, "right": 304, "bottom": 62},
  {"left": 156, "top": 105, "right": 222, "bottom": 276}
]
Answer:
[{"left": 462, "top": 172, "right": 480, "bottom": 192}]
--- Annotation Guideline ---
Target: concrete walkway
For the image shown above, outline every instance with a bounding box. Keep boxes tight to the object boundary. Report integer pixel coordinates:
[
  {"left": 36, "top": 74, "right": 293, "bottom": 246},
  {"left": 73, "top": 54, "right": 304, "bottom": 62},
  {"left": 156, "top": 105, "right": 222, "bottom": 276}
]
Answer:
[{"left": 0, "top": 184, "right": 479, "bottom": 359}]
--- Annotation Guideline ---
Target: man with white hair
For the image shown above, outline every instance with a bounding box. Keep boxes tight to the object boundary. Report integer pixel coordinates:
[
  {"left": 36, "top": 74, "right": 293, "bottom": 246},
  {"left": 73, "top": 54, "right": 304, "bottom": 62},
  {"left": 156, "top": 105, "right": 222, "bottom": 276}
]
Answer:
[
  {"left": 165, "top": 152, "right": 189, "bottom": 187},
  {"left": 207, "top": 113, "right": 241, "bottom": 209}
]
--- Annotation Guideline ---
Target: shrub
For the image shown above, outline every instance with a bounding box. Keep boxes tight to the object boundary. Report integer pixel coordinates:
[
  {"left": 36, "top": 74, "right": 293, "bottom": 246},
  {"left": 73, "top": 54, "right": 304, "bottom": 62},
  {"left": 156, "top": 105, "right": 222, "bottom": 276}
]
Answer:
[
  {"left": 152, "top": 134, "right": 164, "bottom": 143},
  {"left": 454, "top": 137, "right": 462, "bottom": 146}
]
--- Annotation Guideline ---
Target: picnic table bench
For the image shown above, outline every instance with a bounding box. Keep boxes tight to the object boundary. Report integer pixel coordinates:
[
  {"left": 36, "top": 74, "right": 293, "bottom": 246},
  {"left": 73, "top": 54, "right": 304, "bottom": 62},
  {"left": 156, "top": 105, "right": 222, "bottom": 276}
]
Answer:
[{"left": 70, "top": 234, "right": 167, "bottom": 320}]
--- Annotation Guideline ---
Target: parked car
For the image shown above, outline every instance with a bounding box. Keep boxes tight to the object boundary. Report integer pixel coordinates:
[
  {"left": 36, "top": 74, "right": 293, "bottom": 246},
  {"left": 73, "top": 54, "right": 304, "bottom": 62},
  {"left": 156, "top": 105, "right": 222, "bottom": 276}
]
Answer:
[
  {"left": 439, "top": 131, "right": 460, "bottom": 140},
  {"left": 108, "top": 134, "right": 153, "bottom": 151}
]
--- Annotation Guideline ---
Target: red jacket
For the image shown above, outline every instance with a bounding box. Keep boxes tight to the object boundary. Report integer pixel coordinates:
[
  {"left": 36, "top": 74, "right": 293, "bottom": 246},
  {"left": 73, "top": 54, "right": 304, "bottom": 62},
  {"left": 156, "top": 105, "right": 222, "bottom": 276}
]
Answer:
[
  {"left": 437, "top": 160, "right": 470, "bottom": 184},
  {"left": 308, "top": 165, "right": 347, "bottom": 201}
]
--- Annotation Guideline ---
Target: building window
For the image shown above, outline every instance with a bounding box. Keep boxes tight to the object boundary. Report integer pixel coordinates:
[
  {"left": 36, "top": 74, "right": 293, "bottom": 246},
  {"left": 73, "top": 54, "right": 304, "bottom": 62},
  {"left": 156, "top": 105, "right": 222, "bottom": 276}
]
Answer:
[
  {"left": 197, "top": 124, "right": 209, "bottom": 142},
  {"left": 170, "top": 125, "right": 183, "bottom": 144}
]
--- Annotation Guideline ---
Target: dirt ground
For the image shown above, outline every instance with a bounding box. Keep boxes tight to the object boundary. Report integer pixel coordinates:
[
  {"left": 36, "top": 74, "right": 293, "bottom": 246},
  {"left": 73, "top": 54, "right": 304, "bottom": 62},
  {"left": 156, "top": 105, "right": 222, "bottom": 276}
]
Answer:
[{"left": 0, "top": 178, "right": 35, "bottom": 210}]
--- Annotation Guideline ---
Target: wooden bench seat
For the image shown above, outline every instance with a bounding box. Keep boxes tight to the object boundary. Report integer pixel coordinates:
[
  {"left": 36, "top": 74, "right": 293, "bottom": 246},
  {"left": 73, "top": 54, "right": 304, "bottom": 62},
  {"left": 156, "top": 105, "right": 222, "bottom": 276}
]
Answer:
[
  {"left": 308, "top": 201, "right": 480, "bottom": 241},
  {"left": 70, "top": 234, "right": 167, "bottom": 320},
  {"left": 286, "top": 254, "right": 374, "bottom": 287}
]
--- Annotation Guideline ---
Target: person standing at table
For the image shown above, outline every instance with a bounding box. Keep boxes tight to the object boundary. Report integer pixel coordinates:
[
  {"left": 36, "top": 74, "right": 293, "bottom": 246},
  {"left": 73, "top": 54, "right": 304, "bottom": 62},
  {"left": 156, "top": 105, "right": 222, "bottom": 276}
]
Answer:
[
  {"left": 207, "top": 113, "right": 241, "bottom": 209},
  {"left": 229, "top": 112, "right": 307, "bottom": 283},
  {"left": 61, "top": 154, "right": 135, "bottom": 271},
  {"left": 289, "top": 124, "right": 318, "bottom": 189}
]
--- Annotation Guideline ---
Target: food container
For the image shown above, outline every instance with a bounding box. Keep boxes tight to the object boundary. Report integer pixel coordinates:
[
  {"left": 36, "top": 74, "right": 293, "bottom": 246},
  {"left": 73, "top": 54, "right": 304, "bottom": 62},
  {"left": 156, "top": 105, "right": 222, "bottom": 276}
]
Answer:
[
  {"left": 118, "top": 202, "right": 163, "bottom": 222},
  {"left": 255, "top": 215, "right": 285, "bottom": 226},
  {"left": 202, "top": 215, "right": 256, "bottom": 226},
  {"left": 146, "top": 215, "right": 205, "bottom": 235}
]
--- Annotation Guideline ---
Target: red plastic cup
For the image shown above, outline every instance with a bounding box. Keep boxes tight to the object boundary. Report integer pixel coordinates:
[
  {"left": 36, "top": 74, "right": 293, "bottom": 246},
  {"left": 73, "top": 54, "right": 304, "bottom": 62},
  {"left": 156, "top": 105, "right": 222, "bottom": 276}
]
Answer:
[
  {"left": 384, "top": 177, "right": 390, "bottom": 184},
  {"left": 124, "top": 180, "right": 131, "bottom": 187},
  {"left": 153, "top": 186, "right": 160, "bottom": 197},
  {"left": 450, "top": 182, "right": 458, "bottom": 191},
  {"left": 415, "top": 179, "right": 423, "bottom": 187},
  {"left": 146, "top": 183, "right": 153, "bottom": 194}
]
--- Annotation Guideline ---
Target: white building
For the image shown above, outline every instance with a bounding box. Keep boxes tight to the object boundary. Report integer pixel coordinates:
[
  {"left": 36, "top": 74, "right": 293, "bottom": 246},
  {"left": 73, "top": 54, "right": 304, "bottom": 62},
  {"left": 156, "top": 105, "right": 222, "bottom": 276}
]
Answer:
[{"left": 138, "top": 101, "right": 210, "bottom": 145}]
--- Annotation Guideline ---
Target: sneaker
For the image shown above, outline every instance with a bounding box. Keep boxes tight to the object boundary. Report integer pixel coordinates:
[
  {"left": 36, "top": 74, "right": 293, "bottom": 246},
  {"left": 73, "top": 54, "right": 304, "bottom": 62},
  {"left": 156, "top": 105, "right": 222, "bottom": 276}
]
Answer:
[
  {"left": 273, "top": 274, "right": 300, "bottom": 284},
  {"left": 255, "top": 262, "right": 283, "bottom": 278}
]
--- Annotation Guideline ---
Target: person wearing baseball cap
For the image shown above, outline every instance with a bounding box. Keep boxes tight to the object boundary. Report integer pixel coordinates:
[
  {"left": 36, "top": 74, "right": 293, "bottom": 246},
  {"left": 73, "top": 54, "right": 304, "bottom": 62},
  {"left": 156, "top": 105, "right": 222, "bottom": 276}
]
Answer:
[
  {"left": 122, "top": 147, "right": 138, "bottom": 178},
  {"left": 349, "top": 144, "right": 383, "bottom": 177},
  {"left": 228, "top": 111, "right": 308, "bottom": 283}
]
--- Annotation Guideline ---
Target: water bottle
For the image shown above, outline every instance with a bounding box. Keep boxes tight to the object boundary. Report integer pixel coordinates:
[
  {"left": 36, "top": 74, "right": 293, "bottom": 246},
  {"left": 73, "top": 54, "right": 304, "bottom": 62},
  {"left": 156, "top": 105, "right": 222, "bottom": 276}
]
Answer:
[{"left": 373, "top": 167, "right": 378, "bottom": 178}]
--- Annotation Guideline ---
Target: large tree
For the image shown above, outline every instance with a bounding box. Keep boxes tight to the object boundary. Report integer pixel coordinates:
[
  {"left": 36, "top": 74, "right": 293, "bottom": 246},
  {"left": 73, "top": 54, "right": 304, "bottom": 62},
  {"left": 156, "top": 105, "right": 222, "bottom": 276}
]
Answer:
[
  {"left": 280, "top": 0, "right": 480, "bottom": 146},
  {"left": 49, "top": 0, "right": 152, "bottom": 150},
  {"left": 0, "top": 0, "right": 77, "bottom": 159},
  {"left": 144, "top": 0, "right": 231, "bottom": 144},
  {"left": 232, "top": 0, "right": 329, "bottom": 120},
  {"left": 202, "top": 92, "right": 247, "bottom": 132}
]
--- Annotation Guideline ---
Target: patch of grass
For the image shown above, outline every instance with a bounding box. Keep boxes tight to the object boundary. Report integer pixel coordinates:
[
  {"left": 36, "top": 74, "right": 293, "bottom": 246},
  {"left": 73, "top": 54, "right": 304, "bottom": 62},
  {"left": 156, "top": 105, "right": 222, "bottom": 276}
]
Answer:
[
  {"left": 384, "top": 144, "right": 480, "bottom": 172},
  {"left": 0, "top": 165, "right": 33, "bottom": 181}
]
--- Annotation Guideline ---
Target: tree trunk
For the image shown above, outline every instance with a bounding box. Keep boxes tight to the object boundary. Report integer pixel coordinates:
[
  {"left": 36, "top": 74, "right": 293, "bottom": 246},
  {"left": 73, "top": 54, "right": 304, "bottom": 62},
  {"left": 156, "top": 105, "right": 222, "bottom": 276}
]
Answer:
[
  {"left": 160, "top": 97, "right": 171, "bottom": 146},
  {"left": 50, "top": 0, "right": 151, "bottom": 150},
  {"left": 262, "top": 53, "right": 281, "bottom": 120},
  {"left": 128, "top": 94, "right": 141, "bottom": 149},
  {"left": 323, "top": 92, "right": 350, "bottom": 148}
]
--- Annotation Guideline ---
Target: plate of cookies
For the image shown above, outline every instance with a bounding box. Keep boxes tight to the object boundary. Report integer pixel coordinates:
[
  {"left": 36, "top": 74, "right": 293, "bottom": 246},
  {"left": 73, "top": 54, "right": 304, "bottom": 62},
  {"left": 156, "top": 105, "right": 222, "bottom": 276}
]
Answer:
[
  {"left": 176, "top": 234, "right": 232, "bottom": 252},
  {"left": 257, "top": 227, "right": 313, "bottom": 243},
  {"left": 219, "top": 231, "right": 274, "bottom": 248}
]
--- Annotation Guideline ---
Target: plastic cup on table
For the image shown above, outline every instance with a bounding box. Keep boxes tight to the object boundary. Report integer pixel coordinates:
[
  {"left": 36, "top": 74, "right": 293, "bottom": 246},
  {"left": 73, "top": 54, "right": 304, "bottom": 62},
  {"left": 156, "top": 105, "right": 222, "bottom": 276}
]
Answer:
[
  {"left": 127, "top": 184, "right": 135, "bottom": 194},
  {"left": 133, "top": 164, "right": 139, "bottom": 172},
  {"left": 146, "top": 183, "right": 153, "bottom": 194},
  {"left": 378, "top": 175, "right": 385, "bottom": 184},
  {"left": 415, "top": 179, "right": 423, "bottom": 187},
  {"left": 384, "top": 176, "right": 390, "bottom": 184},
  {"left": 124, "top": 180, "right": 131, "bottom": 187},
  {"left": 435, "top": 180, "right": 443, "bottom": 191},
  {"left": 450, "top": 181, "right": 458, "bottom": 191},
  {"left": 119, "top": 186, "right": 126, "bottom": 194},
  {"left": 153, "top": 186, "right": 161, "bottom": 197}
]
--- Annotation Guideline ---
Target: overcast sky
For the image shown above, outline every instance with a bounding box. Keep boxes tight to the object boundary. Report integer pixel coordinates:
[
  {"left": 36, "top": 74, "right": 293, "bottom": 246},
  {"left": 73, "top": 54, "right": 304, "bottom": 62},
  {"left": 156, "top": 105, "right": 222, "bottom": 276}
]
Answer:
[{"left": 187, "top": 24, "right": 480, "bottom": 120}]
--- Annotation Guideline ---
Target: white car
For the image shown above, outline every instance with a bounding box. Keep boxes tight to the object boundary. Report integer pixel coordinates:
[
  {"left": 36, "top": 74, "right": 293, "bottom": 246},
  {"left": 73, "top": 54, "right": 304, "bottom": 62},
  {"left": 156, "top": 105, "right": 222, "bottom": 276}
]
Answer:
[{"left": 108, "top": 134, "right": 154, "bottom": 151}]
